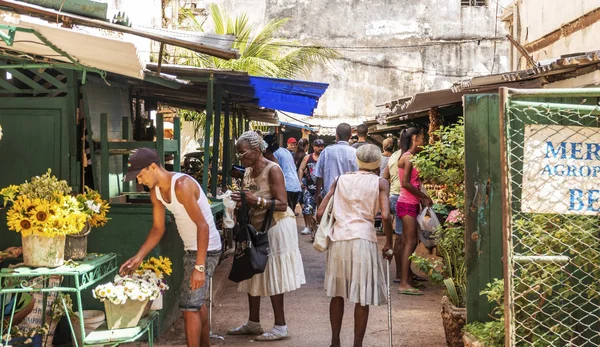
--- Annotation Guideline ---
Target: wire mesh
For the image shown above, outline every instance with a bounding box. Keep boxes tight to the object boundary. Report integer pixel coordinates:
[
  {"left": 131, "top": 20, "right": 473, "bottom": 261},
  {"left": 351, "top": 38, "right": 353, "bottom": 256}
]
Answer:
[{"left": 504, "top": 99, "right": 600, "bottom": 347}]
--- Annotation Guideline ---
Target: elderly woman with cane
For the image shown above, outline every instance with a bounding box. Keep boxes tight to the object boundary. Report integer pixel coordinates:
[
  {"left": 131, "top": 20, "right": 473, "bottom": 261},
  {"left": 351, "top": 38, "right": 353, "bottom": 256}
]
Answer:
[
  {"left": 228, "top": 131, "right": 306, "bottom": 341},
  {"left": 317, "top": 144, "right": 394, "bottom": 347}
]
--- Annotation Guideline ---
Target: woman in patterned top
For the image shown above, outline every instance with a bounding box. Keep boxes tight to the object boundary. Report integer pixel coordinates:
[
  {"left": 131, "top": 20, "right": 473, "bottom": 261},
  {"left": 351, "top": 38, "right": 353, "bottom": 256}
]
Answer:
[{"left": 229, "top": 131, "right": 306, "bottom": 341}]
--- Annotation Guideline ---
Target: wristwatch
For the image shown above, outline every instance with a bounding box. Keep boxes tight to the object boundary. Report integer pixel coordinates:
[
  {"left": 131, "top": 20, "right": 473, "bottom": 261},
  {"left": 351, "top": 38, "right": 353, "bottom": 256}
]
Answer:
[{"left": 194, "top": 264, "right": 205, "bottom": 273}]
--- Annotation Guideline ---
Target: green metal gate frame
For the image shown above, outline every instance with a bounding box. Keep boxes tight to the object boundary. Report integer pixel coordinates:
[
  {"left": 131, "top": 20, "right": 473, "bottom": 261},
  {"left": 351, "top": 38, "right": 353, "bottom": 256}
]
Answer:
[{"left": 499, "top": 87, "right": 600, "bottom": 346}]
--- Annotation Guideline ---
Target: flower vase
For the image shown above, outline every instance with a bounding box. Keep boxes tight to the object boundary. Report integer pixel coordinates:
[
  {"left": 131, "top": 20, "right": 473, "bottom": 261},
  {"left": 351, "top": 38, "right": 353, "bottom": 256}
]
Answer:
[
  {"left": 22, "top": 233, "right": 66, "bottom": 268},
  {"left": 64, "top": 223, "right": 91, "bottom": 260},
  {"left": 150, "top": 293, "right": 163, "bottom": 311},
  {"left": 104, "top": 299, "right": 149, "bottom": 330}
]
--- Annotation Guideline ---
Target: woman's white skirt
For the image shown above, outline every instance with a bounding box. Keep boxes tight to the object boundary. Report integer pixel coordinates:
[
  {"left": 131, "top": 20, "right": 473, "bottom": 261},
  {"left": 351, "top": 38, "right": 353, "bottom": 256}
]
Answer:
[
  {"left": 325, "top": 238, "right": 387, "bottom": 306},
  {"left": 238, "top": 216, "right": 306, "bottom": 297}
]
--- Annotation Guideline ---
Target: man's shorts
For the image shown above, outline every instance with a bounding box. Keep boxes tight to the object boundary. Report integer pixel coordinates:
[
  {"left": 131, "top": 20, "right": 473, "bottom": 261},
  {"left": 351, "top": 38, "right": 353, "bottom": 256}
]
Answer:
[
  {"left": 389, "top": 194, "right": 403, "bottom": 235},
  {"left": 180, "top": 249, "right": 221, "bottom": 311},
  {"left": 302, "top": 189, "right": 317, "bottom": 215}
]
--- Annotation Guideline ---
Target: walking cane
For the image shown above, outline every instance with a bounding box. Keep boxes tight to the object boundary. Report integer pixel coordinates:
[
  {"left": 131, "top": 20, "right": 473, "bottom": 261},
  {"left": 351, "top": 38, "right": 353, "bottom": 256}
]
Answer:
[
  {"left": 385, "top": 249, "right": 394, "bottom": 347},
  {"left": 209, "top": 277, "right": 225, "bottom": 341}
]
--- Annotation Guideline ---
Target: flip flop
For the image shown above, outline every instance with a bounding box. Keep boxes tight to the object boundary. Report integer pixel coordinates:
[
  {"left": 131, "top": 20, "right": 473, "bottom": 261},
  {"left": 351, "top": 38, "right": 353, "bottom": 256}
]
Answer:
[
  {"left": 397, "top": 288, "right": 424, "bottom": 296},
  {"left": 393, "top": 278, "right": 401, "bottom": 283}
]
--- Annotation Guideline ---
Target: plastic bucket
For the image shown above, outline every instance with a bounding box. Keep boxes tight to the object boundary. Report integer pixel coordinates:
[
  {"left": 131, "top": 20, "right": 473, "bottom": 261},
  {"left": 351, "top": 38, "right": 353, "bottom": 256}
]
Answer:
[
  {"left": 70, "top": 310, "right": 105, "bottom": 345},
  {"left": 22, "top": 234, "right": 66, "bottom": 268}
]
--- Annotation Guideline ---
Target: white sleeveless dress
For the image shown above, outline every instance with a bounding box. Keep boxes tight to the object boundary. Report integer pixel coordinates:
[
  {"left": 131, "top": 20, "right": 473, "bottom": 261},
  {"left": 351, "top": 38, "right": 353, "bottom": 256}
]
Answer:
[{"left": 237, "top": 161, "right": 306, "bottom": 297}]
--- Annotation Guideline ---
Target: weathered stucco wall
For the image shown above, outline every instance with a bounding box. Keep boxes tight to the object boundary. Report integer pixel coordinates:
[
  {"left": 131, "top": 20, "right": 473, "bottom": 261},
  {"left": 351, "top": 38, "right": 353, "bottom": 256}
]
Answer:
[
  {"left": 505, "top": 0, "right": 600, "bottom": 86},
  {"left": 207, "top": 0, "right": 510, "bottom": 118}
]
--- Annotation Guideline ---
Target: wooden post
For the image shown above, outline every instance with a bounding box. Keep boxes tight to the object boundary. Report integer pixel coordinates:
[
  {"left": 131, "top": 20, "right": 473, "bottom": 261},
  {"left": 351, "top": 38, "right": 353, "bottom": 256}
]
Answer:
[
  {"left": 210, "top": 84, "right": 222, "bottom": 196},
  {"left": 121, "top": 116, "right": 131, "bottom": 193},
  {"left": 156, "top": 113, "right": 165, "bottom": 166},
  {"left": 202, "top": 75, "right": 214, "bottom": 193},
  {"left": 100, "top": 113, "right": 109, "bottom": 200},
  {"left": 223, "top": 102, "right": 231, "bottom": 189},
  {"left": 174, "top": 116, "right": 181, "bottom": 172}
]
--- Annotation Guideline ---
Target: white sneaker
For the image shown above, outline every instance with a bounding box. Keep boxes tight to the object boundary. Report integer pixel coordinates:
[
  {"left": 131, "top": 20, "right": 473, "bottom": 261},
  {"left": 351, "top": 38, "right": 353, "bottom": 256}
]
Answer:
[
  {"left": 227, "top": 323, "right": 264, "bottom": 335},
  {"left": 300, "top": 227, "right": 311, "bottom": 235},
  {"left": 255, "top": 329, "right": 291, "bottom": 341}
]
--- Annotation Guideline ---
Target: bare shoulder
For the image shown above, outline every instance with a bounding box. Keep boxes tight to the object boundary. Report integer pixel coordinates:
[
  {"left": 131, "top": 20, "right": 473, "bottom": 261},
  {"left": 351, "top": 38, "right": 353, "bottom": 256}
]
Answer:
[{"left": 174, "top": 175, "right": 199, "bottom": 198}]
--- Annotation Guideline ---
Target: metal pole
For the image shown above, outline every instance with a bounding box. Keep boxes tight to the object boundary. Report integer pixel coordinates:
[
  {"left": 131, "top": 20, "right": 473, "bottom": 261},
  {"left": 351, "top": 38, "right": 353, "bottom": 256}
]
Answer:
[
  {"left": 208, "top": 277, "right": 224, "bottom": 341},
  {"left": 202, "top": 75, "right": 214, "bottom": 192}
]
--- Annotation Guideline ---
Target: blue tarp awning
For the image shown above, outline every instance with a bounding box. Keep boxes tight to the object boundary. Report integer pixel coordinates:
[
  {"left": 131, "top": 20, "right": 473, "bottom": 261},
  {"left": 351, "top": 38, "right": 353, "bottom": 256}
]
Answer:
[{"left": 248, "top": 76, "right": 329, "bottom": 116}]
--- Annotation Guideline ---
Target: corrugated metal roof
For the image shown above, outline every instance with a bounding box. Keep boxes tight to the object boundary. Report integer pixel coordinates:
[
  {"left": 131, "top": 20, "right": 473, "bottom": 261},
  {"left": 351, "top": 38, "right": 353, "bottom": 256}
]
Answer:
[
  {"left": 378, "top": 50, "right": 600, "bottom": 123},
  {"left": 0, "top": 11, "right": 145, "bottom": 79},
  {"left": 0, "top": 0, "right": 239, "bottom": 60}
]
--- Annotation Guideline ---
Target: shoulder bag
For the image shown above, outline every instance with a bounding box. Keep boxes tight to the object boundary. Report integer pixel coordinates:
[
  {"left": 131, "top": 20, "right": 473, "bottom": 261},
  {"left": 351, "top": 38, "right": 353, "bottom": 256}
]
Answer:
[
  {"left": 228, "top": 192, "right": 275, "bottom": 283},
  {"left": 313, "top": 177, "right": 340, "bottom": 252}
]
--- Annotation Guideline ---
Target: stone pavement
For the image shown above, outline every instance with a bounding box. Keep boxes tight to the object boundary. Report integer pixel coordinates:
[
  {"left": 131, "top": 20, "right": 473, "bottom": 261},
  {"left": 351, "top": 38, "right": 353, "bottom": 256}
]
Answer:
[{"left": 157, "top": 214, "right": 447, "bottom": 347}]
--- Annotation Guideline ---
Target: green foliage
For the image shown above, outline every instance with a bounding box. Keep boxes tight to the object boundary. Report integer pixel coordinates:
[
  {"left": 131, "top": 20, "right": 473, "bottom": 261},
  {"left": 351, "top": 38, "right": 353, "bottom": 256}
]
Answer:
[
  {"left": 510, "top": 213, "right": 600, "bottom": 345},
  {"left": 172, "top": 4, "right": 339, "bottom": 79},
  {"left": 410, "top": 222, "right": 467, "bottom": 307},
  {"left": 410, "top": 119, "right": 467, "bottom": 307},
  {"left": 463, "top": 279, "right": 505, "bottom": 347},
  {"left": 414, "top": 118, "right": 465, "bottom": 209}
]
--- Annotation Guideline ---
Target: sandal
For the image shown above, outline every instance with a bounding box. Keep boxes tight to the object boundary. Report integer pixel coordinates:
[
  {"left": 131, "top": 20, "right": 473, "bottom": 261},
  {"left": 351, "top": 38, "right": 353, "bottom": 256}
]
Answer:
[
  {"left": 255, "top": 329, "right": 291, "bottom": 341},
  {"left": 412, "top": 275, "right": 428, "bottom": 282},
  {"left": 397, "top": 288, "right": 424, "bottom": 296},
  {"left": 227, "top": 323, "right": 264, "bottom": 336}
]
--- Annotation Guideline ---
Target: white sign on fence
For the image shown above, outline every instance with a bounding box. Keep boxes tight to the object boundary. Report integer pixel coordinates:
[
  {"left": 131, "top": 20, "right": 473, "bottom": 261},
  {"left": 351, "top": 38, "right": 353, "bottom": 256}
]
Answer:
[{"left": 522, "top": 124, "right": 600, "bottom": 215}]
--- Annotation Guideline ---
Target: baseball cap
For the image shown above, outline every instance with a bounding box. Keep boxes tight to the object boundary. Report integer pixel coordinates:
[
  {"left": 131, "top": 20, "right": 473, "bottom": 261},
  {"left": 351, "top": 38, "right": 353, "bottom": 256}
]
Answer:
[
  {"left": 287, "top": 137, "right": 297, "bottom": 144},
  {"left": 123, "top": 148, "right": 161, "bottom": 182},
  {"left": 313, "top": 139, "right": 325, "bottom": 146}
]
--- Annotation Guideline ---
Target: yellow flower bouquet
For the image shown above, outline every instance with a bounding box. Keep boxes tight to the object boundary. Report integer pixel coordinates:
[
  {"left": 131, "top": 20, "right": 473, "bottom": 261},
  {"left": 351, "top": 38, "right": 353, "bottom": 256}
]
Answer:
[{"left": 0, "top": 170, "right": 87, "bottom": 237}]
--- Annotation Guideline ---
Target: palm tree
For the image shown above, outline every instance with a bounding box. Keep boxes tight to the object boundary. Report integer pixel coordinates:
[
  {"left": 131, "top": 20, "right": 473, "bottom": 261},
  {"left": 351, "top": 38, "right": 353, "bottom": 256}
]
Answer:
[{"left": 169, "top": 3, "right": 339, "bottom": 78}]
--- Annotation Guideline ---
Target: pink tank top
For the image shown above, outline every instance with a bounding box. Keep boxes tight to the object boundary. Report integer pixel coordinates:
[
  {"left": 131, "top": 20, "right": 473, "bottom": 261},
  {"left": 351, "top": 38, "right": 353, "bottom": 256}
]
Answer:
[{"left": 397, "top": 151, "right": 421, "bottom": 205}]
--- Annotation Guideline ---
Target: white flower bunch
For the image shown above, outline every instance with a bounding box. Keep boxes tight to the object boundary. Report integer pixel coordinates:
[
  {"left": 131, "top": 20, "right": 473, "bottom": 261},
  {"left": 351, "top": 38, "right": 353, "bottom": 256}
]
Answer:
[
  {"left": 93, "top": 270, "right": 169, "bottom": 305},
  {"left": 85, "top": 200, "right": 101, "bottom": 213}
]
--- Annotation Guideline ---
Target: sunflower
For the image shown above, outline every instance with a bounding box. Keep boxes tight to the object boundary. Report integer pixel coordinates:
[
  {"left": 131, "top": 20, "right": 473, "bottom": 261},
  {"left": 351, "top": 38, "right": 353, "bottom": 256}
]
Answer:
[{"left": 17, "top": 217, "right": 34, "bottom": 233}]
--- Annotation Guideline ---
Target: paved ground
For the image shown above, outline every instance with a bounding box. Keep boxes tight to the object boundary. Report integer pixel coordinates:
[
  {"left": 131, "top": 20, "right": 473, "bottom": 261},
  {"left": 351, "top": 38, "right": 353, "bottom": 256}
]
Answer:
[{"left": 158, "top": 215, "right": 447, "bottom": 347}]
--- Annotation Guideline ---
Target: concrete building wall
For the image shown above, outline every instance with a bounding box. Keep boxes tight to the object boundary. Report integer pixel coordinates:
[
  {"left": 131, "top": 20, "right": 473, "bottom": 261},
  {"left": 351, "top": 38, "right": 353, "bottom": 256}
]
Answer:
[
  {"left": 202, "top": 0, "right": 511, "bottom": 119},
  {"left": 504, "top": 0, "right": 600, "bottom": 87}
]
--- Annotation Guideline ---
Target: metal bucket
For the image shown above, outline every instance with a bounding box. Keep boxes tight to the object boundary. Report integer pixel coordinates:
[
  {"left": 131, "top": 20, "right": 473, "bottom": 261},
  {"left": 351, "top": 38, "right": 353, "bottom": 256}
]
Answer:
[
  {"left": 64, "top": 223, "right": 91, "bottom": 260},
  {"left": 22, "top": 233, "right": 66, "bottom": 268}
]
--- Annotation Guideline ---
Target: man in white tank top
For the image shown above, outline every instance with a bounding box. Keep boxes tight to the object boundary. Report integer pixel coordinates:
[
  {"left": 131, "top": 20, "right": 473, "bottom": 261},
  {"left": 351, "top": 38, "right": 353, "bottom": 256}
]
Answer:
[{"left": 120, "top": 148, "right": 222, "bottom": 347}]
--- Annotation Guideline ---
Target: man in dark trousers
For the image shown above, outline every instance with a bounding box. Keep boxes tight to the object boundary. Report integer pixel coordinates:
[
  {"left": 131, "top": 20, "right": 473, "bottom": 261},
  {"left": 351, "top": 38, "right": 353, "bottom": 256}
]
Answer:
[{"left": 120, "top": 148, "right": 222, "bottom": 347}]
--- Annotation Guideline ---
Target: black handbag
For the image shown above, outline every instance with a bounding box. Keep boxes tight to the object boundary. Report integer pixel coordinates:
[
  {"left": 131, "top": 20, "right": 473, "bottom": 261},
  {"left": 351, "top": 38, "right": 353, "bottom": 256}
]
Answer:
[{"left": 228, "top": 192, "right": 275, "bottom": 283}]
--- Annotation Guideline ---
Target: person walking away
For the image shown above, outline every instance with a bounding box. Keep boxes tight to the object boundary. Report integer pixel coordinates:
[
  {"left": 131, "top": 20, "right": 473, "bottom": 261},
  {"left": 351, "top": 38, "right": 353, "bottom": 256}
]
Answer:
[
  {"left": 297, "top": 139, "right": 325, "bottom": 237},
  {"left": 351, "top": 124, "right": 369, "bottom": 149},
  {"left": 317, "top": 144, "right": 393, "bottom": 347},
  {"left": 396, "top": 128, "right": 432, "bottom": 296},
  {"left": 120, "top": 148, "right": 222, "bottom": 347},
  {"left": 264, "top": 135, "right": 303, "bottom": 210},
  {"left": 228, "top": 131, "right": 306, "bottom": 341},
  {"left": 379, "top": 138, "right": 394, "bottom": 177},
  {"left": 314, "top": 123, "right": 358, "bottom": 206},
  {"left": 293, "top": 138, "right": 309, "bottom": 170},
  {"left": 286, "top": 137, "right": 298, "bottom": 154},
  {"left": 382, "top": 139, "right": 403, "bottom": 282}
]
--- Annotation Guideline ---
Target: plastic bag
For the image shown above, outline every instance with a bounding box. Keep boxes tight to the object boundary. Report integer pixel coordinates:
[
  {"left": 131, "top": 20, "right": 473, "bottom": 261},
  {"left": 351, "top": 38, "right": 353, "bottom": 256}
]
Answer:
[
  {"left": 217, "top": 190, "right": 237, "bottom": 229},
  {"left": 417, "top": 207, "right": 440, "bottom": 249},
  {"left": 417, "top": 206, "right": 441, "bottom": 232}
]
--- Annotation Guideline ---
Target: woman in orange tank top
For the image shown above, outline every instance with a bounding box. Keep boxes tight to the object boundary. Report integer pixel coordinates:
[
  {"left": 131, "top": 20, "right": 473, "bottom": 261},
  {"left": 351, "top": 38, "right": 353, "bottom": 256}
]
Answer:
[{"left": 397, "top": 127, "right": 432, "bottom": 296}]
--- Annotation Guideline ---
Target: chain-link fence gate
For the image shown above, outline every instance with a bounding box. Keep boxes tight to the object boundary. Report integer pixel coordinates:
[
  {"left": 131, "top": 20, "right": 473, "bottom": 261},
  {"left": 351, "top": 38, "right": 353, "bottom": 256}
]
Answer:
[{"left": 500, "top": 88, "right": 600, "bottom": 347}]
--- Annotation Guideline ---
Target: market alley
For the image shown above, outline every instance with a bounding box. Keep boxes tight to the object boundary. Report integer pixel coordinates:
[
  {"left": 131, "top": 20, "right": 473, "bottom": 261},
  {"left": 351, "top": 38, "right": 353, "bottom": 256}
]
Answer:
[{"left": 159, "top": 215, "right": 447, "bottom": 347}]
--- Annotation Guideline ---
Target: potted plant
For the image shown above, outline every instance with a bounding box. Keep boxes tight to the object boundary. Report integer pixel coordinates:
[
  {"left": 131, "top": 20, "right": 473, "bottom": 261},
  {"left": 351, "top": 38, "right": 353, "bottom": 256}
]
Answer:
[
  {"left": 0, "top": 170, "right": 88, "bottom": 267},
  {"left": 93, "top": 256, "right": 170, "bottom": 329},
  {"left": 463, "top": 279, "right": 504, "bottom": 347},
  {"left": 65, "top": 187, "right": 110, "bottom": 260},
  {"left": 138, "top": 256, "right": 172, "bottom": 311},
  {"left": 412, "top": 119, "right": 467, "bottom": 347}
]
